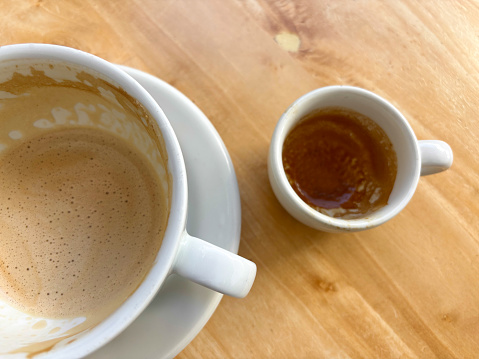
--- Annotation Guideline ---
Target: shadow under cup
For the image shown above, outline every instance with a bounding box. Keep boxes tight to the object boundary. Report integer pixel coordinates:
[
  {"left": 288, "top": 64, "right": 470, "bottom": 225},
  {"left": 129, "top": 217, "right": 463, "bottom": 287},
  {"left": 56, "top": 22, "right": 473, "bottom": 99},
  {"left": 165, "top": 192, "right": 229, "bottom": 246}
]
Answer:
[
  {"left": 0, "top": 57, "right": 174, "bottom": 357},
  {"left": 278, "top": 87, "right": 420, "bottom": 231}
]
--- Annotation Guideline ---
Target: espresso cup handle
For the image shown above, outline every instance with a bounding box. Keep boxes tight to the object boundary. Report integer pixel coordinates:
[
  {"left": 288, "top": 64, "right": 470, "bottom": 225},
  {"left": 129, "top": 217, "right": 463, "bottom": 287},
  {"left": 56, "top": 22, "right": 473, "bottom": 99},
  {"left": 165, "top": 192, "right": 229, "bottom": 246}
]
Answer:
[
  {"left": 172, "top": 232, "right": 256, "bottom": 298},
  {"left": 419, "top": 140, "right": 453, "bottom": 176}
]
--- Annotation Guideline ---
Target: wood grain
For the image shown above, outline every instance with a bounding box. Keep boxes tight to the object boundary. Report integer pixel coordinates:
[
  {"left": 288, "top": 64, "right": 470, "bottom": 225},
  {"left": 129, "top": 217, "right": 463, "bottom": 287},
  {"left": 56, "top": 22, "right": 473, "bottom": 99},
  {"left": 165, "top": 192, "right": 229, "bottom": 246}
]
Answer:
[{"left": 1, "top": 0, "right": 478, "bottom": 358}]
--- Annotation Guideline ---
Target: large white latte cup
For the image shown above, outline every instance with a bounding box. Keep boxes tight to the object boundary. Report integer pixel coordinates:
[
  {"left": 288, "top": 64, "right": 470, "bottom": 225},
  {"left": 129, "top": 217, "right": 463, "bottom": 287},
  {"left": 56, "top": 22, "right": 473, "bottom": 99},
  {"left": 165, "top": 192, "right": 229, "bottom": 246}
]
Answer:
[{"left": 0, "top": 44, "right": 256, "bottom": 358}]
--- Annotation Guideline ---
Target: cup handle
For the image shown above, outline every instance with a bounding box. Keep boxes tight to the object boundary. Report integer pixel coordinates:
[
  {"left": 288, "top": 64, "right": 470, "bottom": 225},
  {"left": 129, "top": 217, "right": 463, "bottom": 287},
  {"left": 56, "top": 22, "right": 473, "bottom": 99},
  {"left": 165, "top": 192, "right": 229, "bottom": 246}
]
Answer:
[
  {"left": 172, "top": 232, "right": 257, "bottom": 298},
  {"left": 419, "top": 140, "right": 453, "bottom": 176}
]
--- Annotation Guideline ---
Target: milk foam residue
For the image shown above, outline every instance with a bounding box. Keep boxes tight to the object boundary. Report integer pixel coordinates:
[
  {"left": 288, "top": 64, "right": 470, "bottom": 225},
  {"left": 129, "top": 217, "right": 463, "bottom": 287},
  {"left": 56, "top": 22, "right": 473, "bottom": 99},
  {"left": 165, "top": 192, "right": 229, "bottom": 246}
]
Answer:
[{"left": 0, "top": 63, "right": 170, "bottom": 356}]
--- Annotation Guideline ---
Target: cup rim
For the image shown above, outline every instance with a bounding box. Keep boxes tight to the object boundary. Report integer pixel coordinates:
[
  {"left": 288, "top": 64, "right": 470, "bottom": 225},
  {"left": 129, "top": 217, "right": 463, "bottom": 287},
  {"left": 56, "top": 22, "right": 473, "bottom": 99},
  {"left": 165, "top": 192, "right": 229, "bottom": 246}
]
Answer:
[
  {"left": 0, "top": 44, "right": 188, "bottom": 357},
  {"left": 269, "top": 85, "right": 421, "bottom": 232}
]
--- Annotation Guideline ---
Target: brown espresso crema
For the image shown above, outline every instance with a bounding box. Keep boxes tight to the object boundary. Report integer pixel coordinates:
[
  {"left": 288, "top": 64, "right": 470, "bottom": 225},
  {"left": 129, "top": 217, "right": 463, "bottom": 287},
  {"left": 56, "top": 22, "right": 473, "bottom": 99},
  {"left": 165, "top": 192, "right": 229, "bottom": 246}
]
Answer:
[
  {"left": 282, "top": 107, "right": 398, "bottom": 219},
  {"left": 0, "top": 64, "right": 169, "bottom": 322}
]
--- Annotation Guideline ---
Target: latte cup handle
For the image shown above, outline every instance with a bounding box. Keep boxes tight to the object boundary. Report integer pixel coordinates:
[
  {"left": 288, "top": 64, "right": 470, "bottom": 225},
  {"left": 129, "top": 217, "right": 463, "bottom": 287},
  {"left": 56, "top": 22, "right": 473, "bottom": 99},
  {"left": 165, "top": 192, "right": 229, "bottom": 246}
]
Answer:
[
  {"left": 172, "top": 232, "right": 256, "bottom": 298},
  {"left": 419, "top": 140, "right": 453, "bottom": 176}
]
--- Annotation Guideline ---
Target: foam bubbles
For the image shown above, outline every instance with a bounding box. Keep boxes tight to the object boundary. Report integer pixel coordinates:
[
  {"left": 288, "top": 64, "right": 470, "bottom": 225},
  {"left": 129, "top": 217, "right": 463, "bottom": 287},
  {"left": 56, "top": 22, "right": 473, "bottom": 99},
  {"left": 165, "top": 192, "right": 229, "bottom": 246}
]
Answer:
[
  {"left": 98, "top": 87, "right": 122, "bottom": 108},
  {"left": 0, "top": 91, "right": 18, "bottom": 100},
  {"left": 8, "top": 130, "right": 22, "bottom": 140},
  {"left": 33, "top": 119, "right": 54, "bottom": 129},
  {"left": 0, "top": 127, "right": 167, "bottom": 319},
  {"left": 51, "top": 107, "right": 71, "bottom": 124}
]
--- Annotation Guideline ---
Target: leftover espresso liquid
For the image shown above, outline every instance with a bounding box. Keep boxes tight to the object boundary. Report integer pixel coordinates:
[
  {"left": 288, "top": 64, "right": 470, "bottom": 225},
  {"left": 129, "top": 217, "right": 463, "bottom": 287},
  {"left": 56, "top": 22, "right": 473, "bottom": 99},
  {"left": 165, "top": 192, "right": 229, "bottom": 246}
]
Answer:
[{"left": 282, "top": 107, "right": 397, "bottom": 219}]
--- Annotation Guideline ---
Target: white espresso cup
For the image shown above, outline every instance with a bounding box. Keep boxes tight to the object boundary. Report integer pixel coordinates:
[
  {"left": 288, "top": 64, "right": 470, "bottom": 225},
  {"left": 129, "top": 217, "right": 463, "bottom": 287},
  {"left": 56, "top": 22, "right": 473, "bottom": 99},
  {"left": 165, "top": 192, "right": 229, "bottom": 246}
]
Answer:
[
  {"left": 0, "top": 44, "right": 256, "bottom": 358},
  {"left": 268, "top": 86, "right": 453, "bottom": 233}
]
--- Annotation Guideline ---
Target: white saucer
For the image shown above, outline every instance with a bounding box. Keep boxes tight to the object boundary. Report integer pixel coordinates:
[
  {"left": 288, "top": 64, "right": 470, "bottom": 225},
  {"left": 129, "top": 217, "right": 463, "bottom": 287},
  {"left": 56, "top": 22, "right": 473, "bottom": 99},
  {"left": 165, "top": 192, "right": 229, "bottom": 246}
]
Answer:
[{"left": 87, "top": 66, "right": 241, "bottom": 359}]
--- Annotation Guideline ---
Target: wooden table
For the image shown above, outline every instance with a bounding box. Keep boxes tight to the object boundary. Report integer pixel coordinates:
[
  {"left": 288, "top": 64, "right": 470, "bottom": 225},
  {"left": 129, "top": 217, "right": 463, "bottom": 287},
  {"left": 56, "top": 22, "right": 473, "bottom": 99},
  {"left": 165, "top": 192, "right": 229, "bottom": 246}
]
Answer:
[{"left": 1, "top": 1, "right": 477, "bottom": 358}]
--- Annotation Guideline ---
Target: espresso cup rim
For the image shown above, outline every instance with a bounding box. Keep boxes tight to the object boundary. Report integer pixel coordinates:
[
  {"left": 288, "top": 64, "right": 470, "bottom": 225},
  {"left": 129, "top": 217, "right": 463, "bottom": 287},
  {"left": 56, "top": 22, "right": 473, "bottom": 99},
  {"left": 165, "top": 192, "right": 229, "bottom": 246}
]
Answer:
[
  {"left": 269, "top": 85, "right": 421, "bottom": 232},
  {"left": 0, "top": 43, "right": 189, "bottom": 357}
]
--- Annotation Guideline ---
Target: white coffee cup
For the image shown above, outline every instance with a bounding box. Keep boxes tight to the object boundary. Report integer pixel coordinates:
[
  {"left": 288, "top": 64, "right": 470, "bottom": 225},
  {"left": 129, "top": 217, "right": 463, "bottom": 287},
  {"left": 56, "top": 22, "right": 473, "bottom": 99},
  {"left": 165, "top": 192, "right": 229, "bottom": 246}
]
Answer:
[
  {"left": 0, "top": 44, "right": 256, "bottom": 358},
  {"left": 268, "top": 86, "right": 453, "bottom": 233}
]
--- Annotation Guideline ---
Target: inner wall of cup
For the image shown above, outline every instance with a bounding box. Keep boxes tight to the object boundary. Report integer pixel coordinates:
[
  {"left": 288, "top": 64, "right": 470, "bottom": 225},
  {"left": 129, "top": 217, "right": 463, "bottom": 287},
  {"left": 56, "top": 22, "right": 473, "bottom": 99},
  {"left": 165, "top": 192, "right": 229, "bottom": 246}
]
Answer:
[
  {"left": 284, "top": 89, "right": 418, "bottom": 221},
  {"left": 0, "top": 59, "right": 171, "bottom": 356},
  {"left": 0, "top": 59, "right": 170, "bottom": 190}
]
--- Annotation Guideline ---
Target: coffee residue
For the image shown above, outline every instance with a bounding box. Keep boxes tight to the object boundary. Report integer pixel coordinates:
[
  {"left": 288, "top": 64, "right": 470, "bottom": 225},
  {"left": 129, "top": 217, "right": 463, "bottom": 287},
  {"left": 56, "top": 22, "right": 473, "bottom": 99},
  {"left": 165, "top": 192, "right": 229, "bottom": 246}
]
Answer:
[
  {"left": 282, "top": 107, "right": 398, "bottom": 219},
  {"left": 0, "top": 61, "right": 171, "bottom": 357},
  {"left": 0, "top": 127, "right": 167, "bottom": 318}
]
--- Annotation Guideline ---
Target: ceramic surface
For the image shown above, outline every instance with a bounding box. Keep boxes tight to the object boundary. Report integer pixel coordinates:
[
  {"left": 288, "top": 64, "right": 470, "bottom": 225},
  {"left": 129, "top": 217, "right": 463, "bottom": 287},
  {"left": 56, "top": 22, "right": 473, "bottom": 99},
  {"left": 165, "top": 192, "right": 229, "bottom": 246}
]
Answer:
[
  {"left": 86, "top": 66, "right": 242, "bottom": 359},
  {"left": 268, "top": 86, "right": 453, "bottom": 233}
]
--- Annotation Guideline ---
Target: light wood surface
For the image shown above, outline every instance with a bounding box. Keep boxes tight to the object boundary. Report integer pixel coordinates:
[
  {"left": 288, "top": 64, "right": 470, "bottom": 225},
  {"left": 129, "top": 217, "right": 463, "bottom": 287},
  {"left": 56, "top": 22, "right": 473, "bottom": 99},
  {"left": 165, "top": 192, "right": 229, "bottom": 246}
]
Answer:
[{"left": 1, "top": 1, "right": 477, "bottom": 358}]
